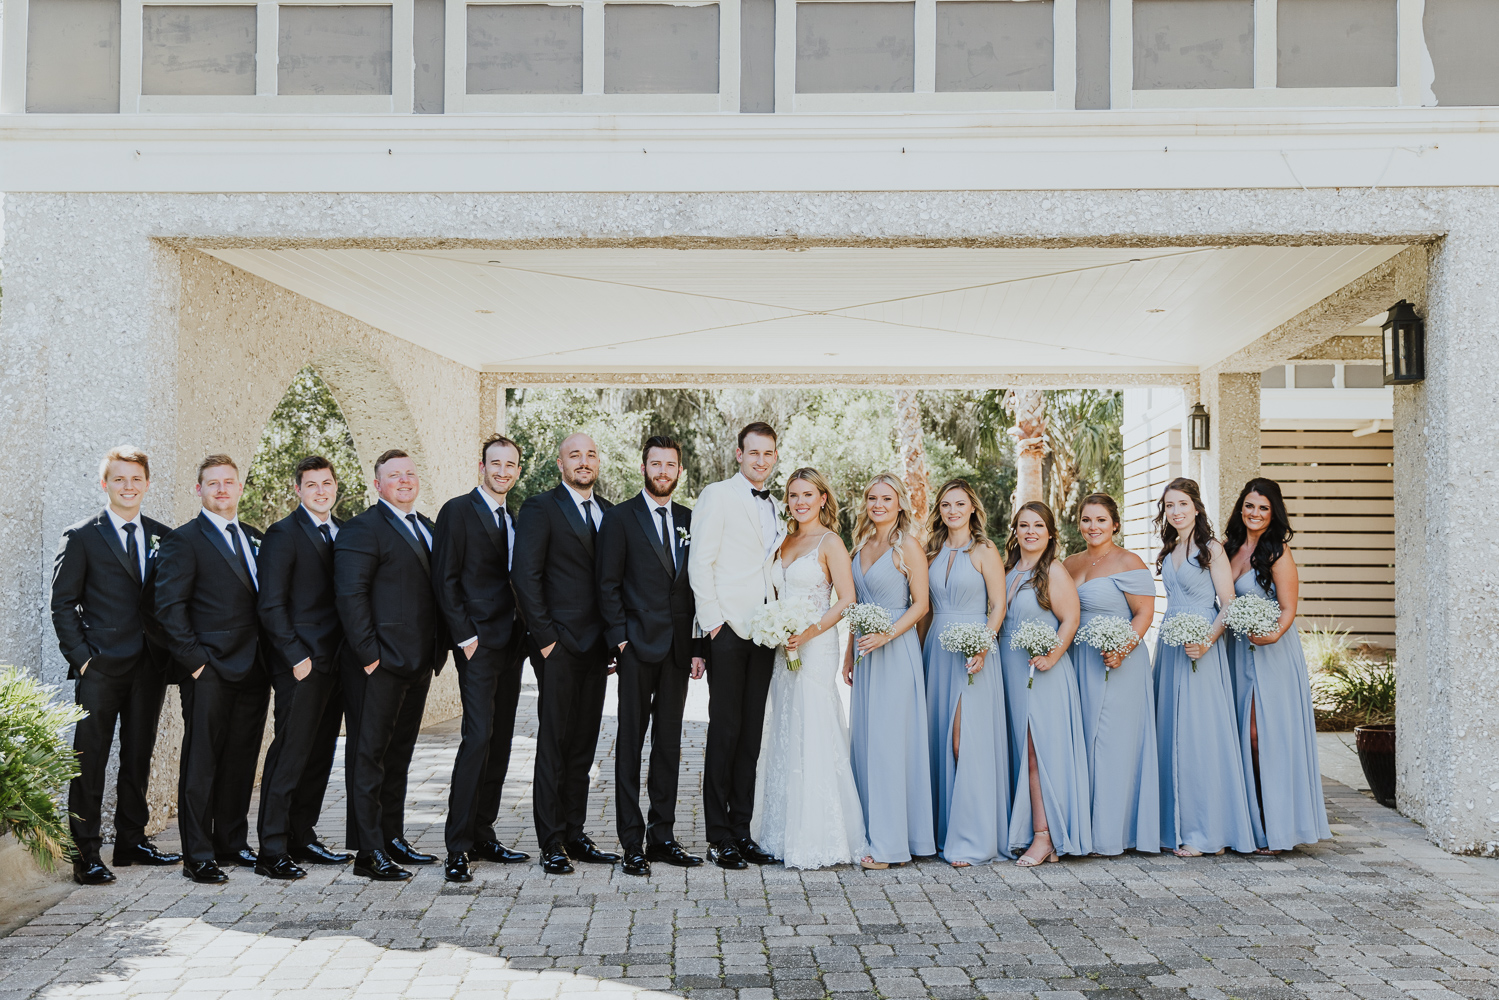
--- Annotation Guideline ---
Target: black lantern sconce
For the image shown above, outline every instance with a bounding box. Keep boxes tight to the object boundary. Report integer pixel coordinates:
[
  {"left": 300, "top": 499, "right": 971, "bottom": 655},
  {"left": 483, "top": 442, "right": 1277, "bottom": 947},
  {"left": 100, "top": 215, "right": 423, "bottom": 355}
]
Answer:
[
  {"left": 1189, "top": 403, "right": 1211, "bottom": 451},
  {"left": 1382, "top": 300, "right": 1425, "bottom": 385}
]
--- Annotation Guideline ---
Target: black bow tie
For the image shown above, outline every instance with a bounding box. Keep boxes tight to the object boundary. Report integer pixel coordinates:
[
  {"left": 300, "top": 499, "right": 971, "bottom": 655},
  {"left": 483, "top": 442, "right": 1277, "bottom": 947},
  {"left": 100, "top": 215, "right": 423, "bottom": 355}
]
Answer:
[{"left": 751, "top": 489, "right": 772, "bottom": 501}]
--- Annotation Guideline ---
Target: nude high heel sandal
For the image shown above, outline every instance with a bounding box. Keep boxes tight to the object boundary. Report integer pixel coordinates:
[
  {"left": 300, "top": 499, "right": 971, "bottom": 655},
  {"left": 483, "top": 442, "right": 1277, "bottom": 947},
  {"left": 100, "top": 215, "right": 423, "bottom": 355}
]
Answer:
[{"left": 1014, "top": 830, "right": 1058, "bottom": 867}]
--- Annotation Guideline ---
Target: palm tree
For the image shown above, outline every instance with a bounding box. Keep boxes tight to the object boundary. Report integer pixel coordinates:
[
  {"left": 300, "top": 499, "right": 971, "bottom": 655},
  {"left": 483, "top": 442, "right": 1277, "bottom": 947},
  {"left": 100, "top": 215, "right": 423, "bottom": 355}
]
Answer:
[
  {"left": 1004, "top": 389, "right": 1049, "bottom": 506},
  {"left": 893, "top": 389, "right": 931, "bottom": 522}
]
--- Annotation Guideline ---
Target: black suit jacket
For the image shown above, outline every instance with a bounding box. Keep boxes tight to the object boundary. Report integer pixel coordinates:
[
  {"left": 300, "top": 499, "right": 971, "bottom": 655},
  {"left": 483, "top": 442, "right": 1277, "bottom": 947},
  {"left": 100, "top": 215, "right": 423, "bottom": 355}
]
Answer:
[
  {"left": 153, "top": 512, "right": 265, "bottom": 684},
  {"left": 432, "top": 488, "right": 520, "bottom": 654},
  {"left": 596, "top": 493, "right": 703, "bottom": 667},
  {"left": 334, "top": 502, "right": 449, "bottom": 678},
  {"left": 50, "top": 509, "right": 172, "bottom": 680},
  {"left": 256, "top": 507, "right": 345, "bottom": 675},
  {"left": 512, "top": 485, "right": 612, "bottom": 656}
]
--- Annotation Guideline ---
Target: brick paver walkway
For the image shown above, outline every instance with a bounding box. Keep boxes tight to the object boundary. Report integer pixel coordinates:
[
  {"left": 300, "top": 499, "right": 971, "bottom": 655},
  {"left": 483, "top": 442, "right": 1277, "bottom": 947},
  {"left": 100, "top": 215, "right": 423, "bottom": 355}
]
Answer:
[{"left": 4, "top": 671, "right": 1499, "bottom": 1000}]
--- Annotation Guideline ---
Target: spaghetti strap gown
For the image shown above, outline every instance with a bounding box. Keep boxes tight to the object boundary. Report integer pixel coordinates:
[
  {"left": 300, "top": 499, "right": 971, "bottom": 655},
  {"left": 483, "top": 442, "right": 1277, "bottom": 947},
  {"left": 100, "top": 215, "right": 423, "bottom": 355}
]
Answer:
[
  {"left": 923, "top": 546, "right": 1011, "bottom": 865},
  {"left": 999, "top": 568, "right": 1092, "bottom": 857},
  {"left": 1075, "top": 569, "right": 1160, "bottom": 855},
  {"left": 1154, "top": 551, "right": 1256, "bottom": 854},
  {"left": 1227, "top": 572, "right": 1331, "bottom": 851},
  {"left": 849, "top": 549, "right": 936, "bottom": 863}
]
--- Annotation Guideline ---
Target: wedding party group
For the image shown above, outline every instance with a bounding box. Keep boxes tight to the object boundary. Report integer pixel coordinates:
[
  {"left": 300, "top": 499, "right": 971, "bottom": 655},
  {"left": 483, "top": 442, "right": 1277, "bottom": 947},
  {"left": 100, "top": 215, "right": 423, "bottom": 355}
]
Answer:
[{"left": 51, "top": 419, "right": 1327, "bottom": 888}]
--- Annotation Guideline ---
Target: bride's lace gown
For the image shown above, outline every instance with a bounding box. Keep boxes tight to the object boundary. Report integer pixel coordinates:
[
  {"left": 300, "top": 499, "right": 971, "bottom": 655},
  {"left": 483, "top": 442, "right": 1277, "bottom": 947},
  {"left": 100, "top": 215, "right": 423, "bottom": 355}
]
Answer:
[{"left": 751, "top": 546, "right": 869, "bottom": 868}]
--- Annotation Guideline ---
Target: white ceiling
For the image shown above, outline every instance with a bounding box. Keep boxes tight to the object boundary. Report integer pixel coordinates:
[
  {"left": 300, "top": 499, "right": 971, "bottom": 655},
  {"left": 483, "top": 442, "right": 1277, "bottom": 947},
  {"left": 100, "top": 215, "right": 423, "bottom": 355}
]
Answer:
[{"left": 205, "top": 244, "right": 1406, "bottom": 375}]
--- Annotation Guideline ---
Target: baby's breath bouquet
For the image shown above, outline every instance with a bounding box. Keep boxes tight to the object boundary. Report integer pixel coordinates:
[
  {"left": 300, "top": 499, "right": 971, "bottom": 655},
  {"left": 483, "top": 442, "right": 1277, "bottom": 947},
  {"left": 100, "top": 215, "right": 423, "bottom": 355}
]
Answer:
[
  {"left": 750, "top": 597, "right": 820, "bottom": 671},
  {"left": 1159, "top": 612, "right": 1213, "bottom": 672},
  {"left": 1076, "top": 615, "right": 1138, "bottom": 681},
  {"left": 938, "top": 621, "right": 996, "bottom": 685},
  {"left": 842, "top": 603, "right": 895, "bottom": 664},
  {"left": 1008, "top": 619, "right": 1060, "bottom": 688},
  {"left": 1225, "top": 594, "right": 1281, "bottom": 639}
]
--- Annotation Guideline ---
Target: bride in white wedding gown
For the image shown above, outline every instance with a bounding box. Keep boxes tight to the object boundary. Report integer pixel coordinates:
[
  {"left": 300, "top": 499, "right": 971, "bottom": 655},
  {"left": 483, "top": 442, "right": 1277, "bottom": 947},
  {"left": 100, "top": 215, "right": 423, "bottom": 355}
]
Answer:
[{"left": 752, "top": 468, "right": 869, "bottom": 869}]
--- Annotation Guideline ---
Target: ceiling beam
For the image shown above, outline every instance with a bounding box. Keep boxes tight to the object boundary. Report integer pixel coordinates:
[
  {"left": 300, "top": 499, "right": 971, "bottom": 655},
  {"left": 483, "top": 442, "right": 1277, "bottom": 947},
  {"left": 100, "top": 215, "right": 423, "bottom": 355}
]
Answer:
[
  {"left": 482, "top": 370, "right": 1198, "bottom": 389},
  {"left": 1291, "top": 335, "right": 1382, "bottom": 361}
]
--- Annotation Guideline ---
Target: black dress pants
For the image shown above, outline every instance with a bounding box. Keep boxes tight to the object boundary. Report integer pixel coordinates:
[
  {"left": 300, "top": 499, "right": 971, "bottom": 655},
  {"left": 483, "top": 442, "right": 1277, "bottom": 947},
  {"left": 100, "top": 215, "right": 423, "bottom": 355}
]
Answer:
[
  {"left": 614, "top": 643, "right": 689, "bottom": 851},
  {"left": 257, "top": 664, "right": 342, "bottom": 857},
  {"left": 67, "top": 661, "right": 167, "bottom": 860},
  {"left": 178, "top": 667, "right": 271, "bottom": 863},
  {"left": 531, "top": 643, "right": 608, "bottom": 851},
  {"left": 351, "top": 666, "right": 432, "bottom": 853},
  {"left": 445, "top": 636, "right": 526, "bottom": 856},
  {"left": 703, "top": 629, "right": 774, "bottom": 844}
]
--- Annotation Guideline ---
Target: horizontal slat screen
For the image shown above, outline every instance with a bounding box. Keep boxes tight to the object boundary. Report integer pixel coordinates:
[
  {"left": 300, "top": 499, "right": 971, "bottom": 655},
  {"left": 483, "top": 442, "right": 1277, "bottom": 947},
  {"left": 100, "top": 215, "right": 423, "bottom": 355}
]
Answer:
[
  {"left": 1122, "top": 421, "right": 1179, "bottom": 636},
  {"left": 1261, "top": 428, "right": 1394, "bottom": 649}
]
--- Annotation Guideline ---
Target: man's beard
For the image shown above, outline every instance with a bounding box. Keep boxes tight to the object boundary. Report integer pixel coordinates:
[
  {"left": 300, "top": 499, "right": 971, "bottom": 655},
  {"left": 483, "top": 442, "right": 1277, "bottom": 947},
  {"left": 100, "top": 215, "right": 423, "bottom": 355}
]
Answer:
[
  {"left": 561, "top": 467, "right": 596, "bottom": 489},
  {"left": 645, "top": 474, "right": 679, "bottom": 499}
]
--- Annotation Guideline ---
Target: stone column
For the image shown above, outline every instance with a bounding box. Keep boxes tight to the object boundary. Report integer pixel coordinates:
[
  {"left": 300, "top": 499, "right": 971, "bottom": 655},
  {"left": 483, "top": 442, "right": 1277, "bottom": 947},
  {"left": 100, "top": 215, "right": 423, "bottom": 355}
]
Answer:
[{"left": 1196, "top": 372, "right": 1262, "bottom": 528}]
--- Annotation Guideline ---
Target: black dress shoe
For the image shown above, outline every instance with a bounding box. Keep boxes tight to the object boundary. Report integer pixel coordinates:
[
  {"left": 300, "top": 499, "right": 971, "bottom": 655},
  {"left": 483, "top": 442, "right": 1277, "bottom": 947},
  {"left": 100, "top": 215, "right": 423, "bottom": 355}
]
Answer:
[
  {"left": 620, "top": 850, "right": 651, "bottom": 877},
  {"left": 541, "top": 847, "right": 574, "bottom": 875},
  {"left": 444, "top": 853, "right": 473, "bottom": 883},
  {"left": 353, "top": 850, "right": 413, "bottom": 881},
  {"left": 254, "top": 854, "right": 306, "bottom": 881},
  {"left": 473, "top": 839, "right": 530, "bottom": 864},
  {"left": 112, "top": 841, "right": 181, "bottom": 867},
  {"left": 737, "top": 839, "right": 780, "bottom": 866},
  {"left": 646, "top": 841, "right": 703, "bottom": 868},
  {"left": 216, "top": 848, "right": 257, "bottom": 868},
  {"left": 707, "top": 841, "right": 747, "bottom": 870},
  {"left": 387, "top": 836, "right": 437, "bottom": 866},
  {"left": 292, "top": 841, "right": 354, "bottom": 865},
  {"left": 564, "top": 835, "right": 621, "bottom": 865},
  {"left": 73, "top": 858, "right": 116, "bottom": 885},
  {"left": 182, "top": 859, "right": 228, "bottom": 884}
]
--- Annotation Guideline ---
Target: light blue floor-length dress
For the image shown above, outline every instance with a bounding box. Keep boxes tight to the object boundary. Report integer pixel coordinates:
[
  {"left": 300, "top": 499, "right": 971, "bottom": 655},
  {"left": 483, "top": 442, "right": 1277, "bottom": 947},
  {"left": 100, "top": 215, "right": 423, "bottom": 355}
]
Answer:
[
  {"left": 1154, "top": 550, "right": 1257, "bottom": 853},
  {"left": 1227, "top": 572, "right": 1332, "bottom": 851},
  {"left": 850, "top": 548, "right": 936, "bottom": 862},
  {"left": 999, "top": 568, "right": 1092, "bottom": 857},
  {"left": 1075, "top": 568, "right": 1161, "bottom": 855},
  {"left": 923, "top": 546, "right": 1011, "bottom": 864}
]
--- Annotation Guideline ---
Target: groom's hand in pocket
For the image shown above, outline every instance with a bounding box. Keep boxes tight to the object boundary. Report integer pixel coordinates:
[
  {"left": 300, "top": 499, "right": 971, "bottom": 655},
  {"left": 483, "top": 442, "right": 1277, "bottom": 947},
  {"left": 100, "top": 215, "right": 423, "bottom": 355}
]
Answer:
[
  {"left": 709, "top": 625, "right": 722, "bottom": 640},
  {"left": 691, "top": 657, "right": 706, "bottom": 680}
]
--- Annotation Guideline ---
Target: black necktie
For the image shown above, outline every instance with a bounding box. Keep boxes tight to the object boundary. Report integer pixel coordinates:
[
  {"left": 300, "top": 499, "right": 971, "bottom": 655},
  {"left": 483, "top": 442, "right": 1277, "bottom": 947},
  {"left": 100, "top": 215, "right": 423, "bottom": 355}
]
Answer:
[
  {"left": 123, "top": 522, "right": 141, "bottom": 584},
  {"left": 226, "top": 523, "right": 256, "bottom": 590},
  {"left": 318, "top": 523, "right": 333, "bottom": 547},
  {"left": 406, "top": 514, "right": 430, "bottom": 552},
  {"left": 582, "top": 500, "right": 597, "bottom": 537},
  {"left": 657, "top": 507, "right": 675, "bottom": 569},
  {"left": 751, "top": 488, "right": 771, "bottom": 501},
  {"left": 496, "top": 508, "right": 509, "bottom": 553}
]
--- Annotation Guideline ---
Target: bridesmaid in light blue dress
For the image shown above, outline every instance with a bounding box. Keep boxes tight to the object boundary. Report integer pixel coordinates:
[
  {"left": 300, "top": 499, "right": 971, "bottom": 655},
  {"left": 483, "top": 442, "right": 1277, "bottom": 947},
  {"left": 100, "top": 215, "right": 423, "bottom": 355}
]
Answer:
[
  {"left": 921, "top": 480, "right": 1011, "bottom": 867},
  {"left": 998, "top": 501, "right": 1092, "bottom": 865},
  {"left": 1223, "top": 478, "right": 1331, "bottom": 853},
  {"left": 846, "top": 473, "right": 935, "bottom": 869},
  {"left": 1063, "top": 494, "right": 1160, "bottom": 856},
  {"left": 1153, "top": 478, "right": 1256, "bottom": 856}
]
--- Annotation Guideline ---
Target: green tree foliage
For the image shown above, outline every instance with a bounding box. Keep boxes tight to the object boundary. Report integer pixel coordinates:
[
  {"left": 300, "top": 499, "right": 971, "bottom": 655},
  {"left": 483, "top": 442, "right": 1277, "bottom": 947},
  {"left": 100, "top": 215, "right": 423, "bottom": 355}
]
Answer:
[
  {"left": 0, "top": 667, "right": 87, "bottom": 869},
  {"left": 507, "top": 388, "right": 650, "bottom": 508},
  {"left": 1044, "top": 389, "right": 1125, "bottom": 554},
  {"left": 240, "top": 366, "right": 368, "bottom": 530}
]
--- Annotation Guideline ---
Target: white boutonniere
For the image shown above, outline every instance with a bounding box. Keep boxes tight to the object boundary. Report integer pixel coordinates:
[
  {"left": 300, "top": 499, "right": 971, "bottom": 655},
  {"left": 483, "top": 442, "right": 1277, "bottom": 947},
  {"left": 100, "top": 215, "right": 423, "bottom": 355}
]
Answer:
[
  {"left": 249, "top": 537, "right": 261, "bottom": 555},
  {"left": 148, "top": 535, "right": 161, "bottom": 554},
  {"left": 676, "top": 527, "right": 691, "bottom": 546}
]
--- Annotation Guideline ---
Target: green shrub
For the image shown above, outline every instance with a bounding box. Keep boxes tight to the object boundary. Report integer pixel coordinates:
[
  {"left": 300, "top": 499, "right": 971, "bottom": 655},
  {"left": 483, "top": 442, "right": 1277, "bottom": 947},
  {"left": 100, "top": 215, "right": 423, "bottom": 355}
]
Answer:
[
  {"left": 1302, "top": 627, "right": 1396, "bottom": 730},
  {"left": 0, "top": 667, "right": 86, "bottom": 869}
]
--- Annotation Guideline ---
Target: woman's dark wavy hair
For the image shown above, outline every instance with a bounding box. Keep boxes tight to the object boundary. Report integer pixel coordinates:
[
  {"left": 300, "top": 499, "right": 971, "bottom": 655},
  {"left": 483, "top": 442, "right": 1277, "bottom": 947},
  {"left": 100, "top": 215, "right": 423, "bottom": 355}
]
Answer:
[
  {"left": 1154, "top": 477, "right": 1217, "bottom": 574},
  {"left": 1003, "top": 500, "right": 1060, "bottom": 612},
  {"left": 1223, "top": 477, "right": 1295, "bottom": 593}
]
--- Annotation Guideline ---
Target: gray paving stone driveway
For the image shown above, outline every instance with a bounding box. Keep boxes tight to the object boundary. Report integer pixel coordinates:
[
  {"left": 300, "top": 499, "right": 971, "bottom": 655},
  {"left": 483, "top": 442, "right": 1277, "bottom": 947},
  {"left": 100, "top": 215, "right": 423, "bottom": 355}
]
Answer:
[{"left": 4, "top": 673, "right": 1498, "bottom": 1000}]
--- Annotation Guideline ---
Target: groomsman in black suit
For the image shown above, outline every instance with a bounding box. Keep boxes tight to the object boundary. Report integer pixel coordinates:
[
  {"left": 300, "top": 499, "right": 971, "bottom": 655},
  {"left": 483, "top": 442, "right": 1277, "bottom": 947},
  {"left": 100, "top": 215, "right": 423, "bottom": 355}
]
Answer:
[
  {"left": 432, "top": 435, "right": 532, "bottom": 883},
  {"left": 335, "top": 449, "right": 448, "bottom": 881},
  {"left": 513, "top": 433, "right": 621, "bottom": 875},
  {"left": 50, "top": 445, "right": 181, "bottom": 885},
  {"left": 154, "top": 454, "right": 271, "bottom": 884},
  {"left": 253, "top": 456, "right": 353, "bottom": 880},
  {"left": 597, "top": 436, "right": 707, "bottom": 878}
]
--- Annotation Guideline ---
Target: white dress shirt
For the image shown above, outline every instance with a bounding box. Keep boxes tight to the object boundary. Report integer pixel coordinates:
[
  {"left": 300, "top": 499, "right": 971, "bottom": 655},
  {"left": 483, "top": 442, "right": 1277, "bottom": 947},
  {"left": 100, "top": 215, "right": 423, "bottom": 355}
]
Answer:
[
  {"left": 200, "top": 507, "right": 258, "bottom": 587},
  {"left": 563, "top": 481, "right": 603, "bottom": 530},
  {"left": 381, "top": 498, "right": 432, "bottom": 547},
  {"left": 457, "top": 488, "right": 515, "bottom": 650},
  {"left": 303, "top": 505, "right": 338, "bottom": 540},
  {"left": 105, "top": 508, "right": 149, "bottom": 579},
  {"left": 735, "top": 472, "right": 779, "bottom": 559},
  {"left": 641, "top": 489, "right": 676, "bottom": 567}
]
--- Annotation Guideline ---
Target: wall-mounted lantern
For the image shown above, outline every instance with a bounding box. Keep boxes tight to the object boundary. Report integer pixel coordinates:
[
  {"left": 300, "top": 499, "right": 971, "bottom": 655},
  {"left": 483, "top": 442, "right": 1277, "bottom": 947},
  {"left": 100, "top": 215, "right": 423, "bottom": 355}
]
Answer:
[
  {"left": 1189, "top": 403, "right": 1211, "bottom": 451},
  {"left": 1382, "top": 300, "right": 1425, "bottom": 385}
]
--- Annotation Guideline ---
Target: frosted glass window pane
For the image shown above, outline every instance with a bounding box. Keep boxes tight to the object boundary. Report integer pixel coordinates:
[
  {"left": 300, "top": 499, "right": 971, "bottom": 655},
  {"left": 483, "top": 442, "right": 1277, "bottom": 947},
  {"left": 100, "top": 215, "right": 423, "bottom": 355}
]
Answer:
[
  {"left": 414, "top": 0, "right": 445, "bottom": 111},
  {"left": 1277, "top": 0, "right": 1396, "bottom": 89},
  {"left": 1075, "top": 0, "right": 1109, "bottom": 108},
  {"left": 142, "top": 6, "right": 257, "bottom": 96},
  {"left": 796, "top": 2, "right": 914, "bottom": 93},
  {"left": 26, "top": 0, "right": 120, "bottom": 112},
  {"left": 467, "top": 5, "right": 583, "bottom": 94},
  {"left": 1424, "top": 0, "right": 1499, "bottom": 106},
  {"left": 1294, "top": 364, "right": 1336, "bottom": 389},
  {"left": 1133, "top": 0, "right": 1252, "bottom": 91},
  {"left": 278, "top": 6, "right": 393, "bottom": 95},
  {"left": 1344, "top": 364, "right": 1386, "bottom": 389},
  {"left": 936, "top": 1, "right": 1053, "bottom": 93},
  {"left": 605, "top": 4, "right": 720, "bottom": 94},
  {"left": 741, "top": 0, "right": 776, "bottom": 110},
  {"left": 1260, "top": 366, "right": 1287, "bottom": 389}
]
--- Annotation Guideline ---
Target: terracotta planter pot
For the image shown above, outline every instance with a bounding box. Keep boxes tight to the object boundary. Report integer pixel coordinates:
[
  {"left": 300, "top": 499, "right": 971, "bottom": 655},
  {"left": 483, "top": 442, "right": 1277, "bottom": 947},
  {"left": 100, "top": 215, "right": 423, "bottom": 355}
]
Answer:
[{"left": 1354, "top": 724, "right": 1397, "bottom": 808}]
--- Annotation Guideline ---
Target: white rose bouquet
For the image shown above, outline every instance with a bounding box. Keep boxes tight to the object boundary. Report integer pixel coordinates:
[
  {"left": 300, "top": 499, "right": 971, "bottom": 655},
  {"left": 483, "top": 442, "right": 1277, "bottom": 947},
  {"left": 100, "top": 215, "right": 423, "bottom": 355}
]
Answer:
[
  {"left": 750, "top": 597, "right": 821, "bottom": 671},
  {"left": 1225, "top": 594, "right": 1281, "bottom": 639},
  {"left": 1008, "top": 619, "right": 1060, "bottom": 688},
  {"left": 841, "top": 603, "right": 895, "bottom": 664},
  {"left": 1076, "top": 615, "right": 1138, "bottom": 681},
  {"left": 1159, "top": 612, "right": 1213, "bottom": 672},
  {"left": 938, "top": 621, "right": 996, "bottom": 685}
]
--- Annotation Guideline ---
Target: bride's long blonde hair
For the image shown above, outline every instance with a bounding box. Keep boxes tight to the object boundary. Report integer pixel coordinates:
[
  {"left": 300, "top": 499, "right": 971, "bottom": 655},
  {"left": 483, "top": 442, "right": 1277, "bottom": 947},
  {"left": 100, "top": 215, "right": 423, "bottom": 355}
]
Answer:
[
  {"left": 852, "top": 472, "right": 917, "bottom": 577},
  {"left": 783, "top": 467, "right": 839, "bottom": 535}
]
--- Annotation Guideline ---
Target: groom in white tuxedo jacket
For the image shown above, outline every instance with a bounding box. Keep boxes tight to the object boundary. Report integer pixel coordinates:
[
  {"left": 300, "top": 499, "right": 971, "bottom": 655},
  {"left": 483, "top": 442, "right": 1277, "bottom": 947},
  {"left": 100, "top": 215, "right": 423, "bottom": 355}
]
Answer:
[{"left": 688, "top": 422, "right": 786, "bottom": 869}]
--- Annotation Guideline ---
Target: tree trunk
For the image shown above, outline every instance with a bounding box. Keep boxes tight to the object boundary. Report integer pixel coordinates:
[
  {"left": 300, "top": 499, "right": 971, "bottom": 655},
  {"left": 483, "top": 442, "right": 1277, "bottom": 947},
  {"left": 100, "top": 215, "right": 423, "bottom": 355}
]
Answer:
[
  {"left": 1005, "top": 389, "right": 1048, "bottom": 508},
  {"left": 894, "top": 389, "right": 931, "bottom": 524}
]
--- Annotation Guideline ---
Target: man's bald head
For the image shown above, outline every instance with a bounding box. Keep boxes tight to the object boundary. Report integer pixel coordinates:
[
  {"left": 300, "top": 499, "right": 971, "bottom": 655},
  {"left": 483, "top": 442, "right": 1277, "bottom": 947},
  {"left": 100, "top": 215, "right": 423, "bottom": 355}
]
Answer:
[{"left": 557, "top": 432, "right": 600, "bottom": 492}]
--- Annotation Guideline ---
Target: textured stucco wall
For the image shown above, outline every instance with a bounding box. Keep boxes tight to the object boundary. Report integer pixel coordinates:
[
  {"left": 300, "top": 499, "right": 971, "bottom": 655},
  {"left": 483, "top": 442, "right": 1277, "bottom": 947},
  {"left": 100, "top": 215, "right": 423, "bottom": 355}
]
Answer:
[
  {"left": 1196, "top": 371, "right": 1262, "bottom": 529},
  {"left": 0, "top": 188, "right": 1495, "bottom": 853}
]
